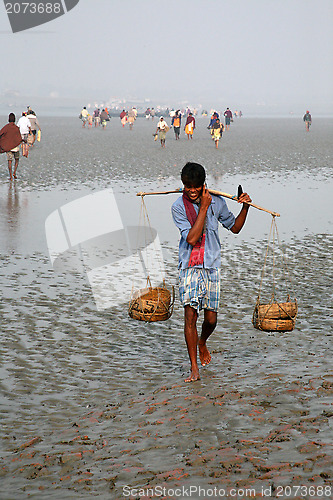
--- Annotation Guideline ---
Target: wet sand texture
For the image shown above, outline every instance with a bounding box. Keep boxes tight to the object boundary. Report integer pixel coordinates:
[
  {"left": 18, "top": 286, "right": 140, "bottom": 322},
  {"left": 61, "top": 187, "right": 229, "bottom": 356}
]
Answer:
[{"left": 0, "top": 117, "right": 332, "bottom": 498}]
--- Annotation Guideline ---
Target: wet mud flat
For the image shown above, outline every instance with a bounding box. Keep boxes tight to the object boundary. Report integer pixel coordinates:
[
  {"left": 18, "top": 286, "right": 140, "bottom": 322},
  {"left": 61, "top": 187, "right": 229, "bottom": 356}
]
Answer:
[
  {"left": 0, "top": 234, "right": 332, "bottom": 499},
  {"left": 0, "top": 117, "right": 332, "bottom": 498},
  {"left": 0, "top": 115, "right": 332, "bottom": 191}
]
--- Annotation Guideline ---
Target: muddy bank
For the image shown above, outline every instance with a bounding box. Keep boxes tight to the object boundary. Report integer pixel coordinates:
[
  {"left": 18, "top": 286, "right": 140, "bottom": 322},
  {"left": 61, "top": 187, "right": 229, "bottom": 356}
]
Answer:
[
  {"left": 0, "top": 117, "right": 332, "bottom": 498},
  {"left": 0, "top": 234, "right": 332, "bottom": 498}
]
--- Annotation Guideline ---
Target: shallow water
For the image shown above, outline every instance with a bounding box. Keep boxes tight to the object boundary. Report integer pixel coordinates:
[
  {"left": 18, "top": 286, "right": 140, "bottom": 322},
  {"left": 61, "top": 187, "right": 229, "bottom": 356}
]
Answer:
[{"left": 0, "top": 117, "right": 332, "bottom": 499}]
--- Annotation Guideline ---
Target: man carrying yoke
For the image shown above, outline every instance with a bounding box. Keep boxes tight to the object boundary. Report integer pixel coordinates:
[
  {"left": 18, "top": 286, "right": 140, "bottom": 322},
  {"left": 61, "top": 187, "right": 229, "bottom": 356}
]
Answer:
[{"left": 171, "top": 162, "right": 251, "bottom": 382}]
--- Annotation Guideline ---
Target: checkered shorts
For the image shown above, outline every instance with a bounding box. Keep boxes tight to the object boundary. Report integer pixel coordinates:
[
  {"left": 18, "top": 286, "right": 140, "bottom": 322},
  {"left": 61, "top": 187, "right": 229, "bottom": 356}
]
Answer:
[
  {"left": 6, "top": 150, "right": 20, "bottom": 160},
  {"left": 179, "top": 268, "right": 221, "bottom": 312}
]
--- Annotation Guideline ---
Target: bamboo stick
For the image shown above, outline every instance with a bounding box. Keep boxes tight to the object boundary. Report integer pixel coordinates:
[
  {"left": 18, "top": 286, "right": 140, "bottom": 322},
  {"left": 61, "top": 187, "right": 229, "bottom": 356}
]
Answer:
[{"left": 137, "top": 188, "right": 280, "bottom": 217}]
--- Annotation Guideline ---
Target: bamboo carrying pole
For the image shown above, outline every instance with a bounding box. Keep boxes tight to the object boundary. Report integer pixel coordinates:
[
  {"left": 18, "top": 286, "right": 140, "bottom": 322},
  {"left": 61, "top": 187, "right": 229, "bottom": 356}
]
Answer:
[{"left": 137, "top": 188, "right": 280, "bottom": 217}]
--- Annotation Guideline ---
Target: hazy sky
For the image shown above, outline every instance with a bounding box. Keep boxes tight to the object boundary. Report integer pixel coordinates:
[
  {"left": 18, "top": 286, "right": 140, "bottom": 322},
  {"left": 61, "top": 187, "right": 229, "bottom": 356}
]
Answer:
[{"left": 1, "top": 0, "right": 333, "bottom": 114}]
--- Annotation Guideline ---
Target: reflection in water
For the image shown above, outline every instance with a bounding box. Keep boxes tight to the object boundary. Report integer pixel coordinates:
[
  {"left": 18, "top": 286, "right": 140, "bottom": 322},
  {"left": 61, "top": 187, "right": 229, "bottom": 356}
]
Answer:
[
  {"left": 44, "top": 188, "right": 166, "bottom": 311},
  {"left": 6, "top": 181, "right": 20, "bottom": 243},
  {"left": 7, "top": 180, "right": 20, "bottom": 219},
  {"left": 1, "top": 181, "right": 28, "bottom": 250}
]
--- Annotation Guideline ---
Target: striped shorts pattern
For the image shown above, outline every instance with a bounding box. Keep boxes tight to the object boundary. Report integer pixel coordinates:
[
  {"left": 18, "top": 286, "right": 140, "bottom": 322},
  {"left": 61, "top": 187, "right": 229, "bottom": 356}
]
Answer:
[{"left": 179, "top": 268, "right": 221, "bottom": 312}]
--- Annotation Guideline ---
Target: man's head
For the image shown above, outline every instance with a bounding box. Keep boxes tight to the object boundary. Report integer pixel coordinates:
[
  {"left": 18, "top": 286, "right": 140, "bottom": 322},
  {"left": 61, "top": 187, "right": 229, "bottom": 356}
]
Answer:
[
  {"left": 181, "top": 162, "right": 206, "bottom": 187},
  {"left": 8, "top": 113, "right": 15, "bottom": 122}
]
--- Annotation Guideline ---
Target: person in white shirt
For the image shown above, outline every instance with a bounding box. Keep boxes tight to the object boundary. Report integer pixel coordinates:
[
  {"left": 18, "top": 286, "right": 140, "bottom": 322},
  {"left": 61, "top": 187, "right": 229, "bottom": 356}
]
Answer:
[
  {"left": 27, "top": 110, "right": 41, "bottom": 146},
  {"left": 17, "top": 112, "right": 31, "bottom": 157},
  {"left": 156, "top": 116, "right": 169, "bottom": 148},
  {"left": 127, "top": 107, "right": 137, "bottom": 130},
  {"left": 80, "top": 107, "right": 89, "bottom": 127}
]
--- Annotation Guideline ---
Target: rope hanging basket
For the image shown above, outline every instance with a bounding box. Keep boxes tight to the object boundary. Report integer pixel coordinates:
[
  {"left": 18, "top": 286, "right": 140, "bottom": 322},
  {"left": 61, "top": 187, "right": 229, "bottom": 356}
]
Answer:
[
  {"left": 129, "top": 280, "right": 175, "bottom": 322},
  {"left": 253, "top": 295, "right": 298, "bottom": 332},
  {"left": 128, "top": 196, "right": 175, "bottom": 323},
  {"left": 253, "top": 217, "right": 298, "bottom": 333}
]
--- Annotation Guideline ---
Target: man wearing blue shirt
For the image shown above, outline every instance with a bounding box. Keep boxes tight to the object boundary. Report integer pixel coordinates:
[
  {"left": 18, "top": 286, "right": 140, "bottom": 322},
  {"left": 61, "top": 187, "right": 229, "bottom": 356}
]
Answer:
[{"left": 171, "top": 162, "right": 251, "bottom": 382}]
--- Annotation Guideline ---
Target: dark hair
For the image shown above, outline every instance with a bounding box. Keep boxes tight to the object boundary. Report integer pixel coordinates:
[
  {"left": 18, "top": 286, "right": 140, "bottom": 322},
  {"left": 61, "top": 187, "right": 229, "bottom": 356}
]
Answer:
[
  {"left": 181, "top": 162, "right": 206, "bottom": 187},
  {"left": 8, "top": 113, "right": 15, "bottom": 122}
]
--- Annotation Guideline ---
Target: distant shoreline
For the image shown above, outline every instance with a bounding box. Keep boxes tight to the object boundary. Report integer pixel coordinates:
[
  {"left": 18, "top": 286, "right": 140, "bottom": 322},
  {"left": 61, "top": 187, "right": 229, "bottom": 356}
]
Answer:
[{"left": 1, "top": 111, "right": 333, "bottom": 119}]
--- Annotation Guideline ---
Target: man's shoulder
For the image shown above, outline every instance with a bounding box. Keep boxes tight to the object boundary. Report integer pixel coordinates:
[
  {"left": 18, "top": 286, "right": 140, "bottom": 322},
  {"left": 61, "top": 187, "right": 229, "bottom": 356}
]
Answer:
[
  {"left": 210, "top": 194, "right": 230, "bottom": 212},
  {"left": 171, "top": 195, "right": 184, "bottom": 210},
  {"left": 211, "top": 193, "right": 225, "bottom": 204},
  {"left": 1, "top": 122, "right": 18, "bottom": 133}
]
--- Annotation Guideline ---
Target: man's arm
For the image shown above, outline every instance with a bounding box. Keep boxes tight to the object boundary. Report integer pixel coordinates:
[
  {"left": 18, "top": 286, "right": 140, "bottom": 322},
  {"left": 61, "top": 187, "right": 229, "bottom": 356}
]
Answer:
[
  {"left": 186, "top": 186, "right": 211, "bottom": 246},
  {"left": 230, "top": 193, "right": 252, "bottom": 234}
]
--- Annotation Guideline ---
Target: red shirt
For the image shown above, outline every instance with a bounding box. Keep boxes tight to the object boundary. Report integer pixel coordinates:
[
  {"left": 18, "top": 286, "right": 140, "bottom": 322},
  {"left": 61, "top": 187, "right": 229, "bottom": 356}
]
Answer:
[
  {"left": 0, "top": 122, "right": 22, "bottom": 153},
  {"left": 185, "top": 115, "right": 196, "bottom": 126}
]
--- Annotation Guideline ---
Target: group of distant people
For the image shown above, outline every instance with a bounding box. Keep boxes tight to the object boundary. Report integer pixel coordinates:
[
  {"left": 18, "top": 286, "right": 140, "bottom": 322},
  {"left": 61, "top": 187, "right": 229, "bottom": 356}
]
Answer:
[
  {"left": 153, "top": 110, "right": 197, "bottom": 147},
  {"left": 0, "top": 106, "right": 41, "bottom": 181},
  {"left": 154, "top": 108, "right": 236, "bottom": 149},
  {"left": 79, "top": 105, "right": 313, "bottom": 148},
  {"left": 119, "top": 107, "right": 138, "bottom": 130},
  {"left": 80, "top": 107, "right": 110, "bottom": 129},
  {"left": 144, "top": 107, "right": 156, "bottom": 120}
]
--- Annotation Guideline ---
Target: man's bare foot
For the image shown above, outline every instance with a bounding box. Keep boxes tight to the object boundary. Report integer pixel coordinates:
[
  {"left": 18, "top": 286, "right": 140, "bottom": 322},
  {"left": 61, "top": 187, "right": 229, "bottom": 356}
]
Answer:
[
  {"left": 185, "top": 367, "right": 200, "bottom": 382},
  {"left": 198, "top": 339, "right": 211, "bottom": 366}
]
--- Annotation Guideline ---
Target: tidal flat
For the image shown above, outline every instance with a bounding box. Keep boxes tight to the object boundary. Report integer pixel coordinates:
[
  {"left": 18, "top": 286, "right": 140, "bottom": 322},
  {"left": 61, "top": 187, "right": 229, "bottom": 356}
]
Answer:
[{"left": 0, "top": 116, "right": 332, "bottom": 498}]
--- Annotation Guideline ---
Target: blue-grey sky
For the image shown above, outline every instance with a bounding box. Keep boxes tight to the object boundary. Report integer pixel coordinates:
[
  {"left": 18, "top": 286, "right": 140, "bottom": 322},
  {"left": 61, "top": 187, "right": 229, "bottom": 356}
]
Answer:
[{"left": 1, "top": 0, "right": 332, "bottom": 114}]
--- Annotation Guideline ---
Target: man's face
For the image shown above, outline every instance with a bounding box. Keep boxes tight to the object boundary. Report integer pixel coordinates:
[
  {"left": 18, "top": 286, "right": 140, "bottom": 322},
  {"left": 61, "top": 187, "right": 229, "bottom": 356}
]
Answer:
[{"left": 183, "top": 184, "right": 204, "bottom": 202}]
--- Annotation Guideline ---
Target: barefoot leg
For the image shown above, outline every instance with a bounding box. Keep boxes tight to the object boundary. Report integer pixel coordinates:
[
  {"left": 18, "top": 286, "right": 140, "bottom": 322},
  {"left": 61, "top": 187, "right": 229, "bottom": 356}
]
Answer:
[
  {"left": 185, "top": 369, "right": 200, "bottom": 382},
  {"left": 13, "top": 158, "right": 19, "bottom": 178},
  {"left": 198, "top": 310, "right": 217, "bottom": 366},
  {"left": 184, "top": 305, "right": 200, "bottom": 382},
  {"left": 8, "top": 160, "right": 13, "bottom": 180}
]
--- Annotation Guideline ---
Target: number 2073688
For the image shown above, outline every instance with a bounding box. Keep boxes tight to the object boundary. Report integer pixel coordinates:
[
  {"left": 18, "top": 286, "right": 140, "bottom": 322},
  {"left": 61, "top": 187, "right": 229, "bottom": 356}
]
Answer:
[
  {"left": 5, "top": 3, "right": 62, "bottom": 15},
  {"left": 276, "top": 485, "right": 332, "bottom": 497}
]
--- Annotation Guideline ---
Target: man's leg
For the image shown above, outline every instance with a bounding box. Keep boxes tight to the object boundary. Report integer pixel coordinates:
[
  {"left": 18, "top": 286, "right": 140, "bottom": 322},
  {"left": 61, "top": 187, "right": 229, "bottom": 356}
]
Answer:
[
  {"left": 22, "top": 141, "right": 28, "bottom": 157},
  {"left": 184, "top": 305, "right": 200, "bottom": 382},
  {"left": 13, "top": 158, "right": 19, "bottom": 178},
  {"left": 8, "top": 159, "right": 13, "bottom": 180},
  {"left": 198, "top": 310, "right": 217, "bottom": 366}
]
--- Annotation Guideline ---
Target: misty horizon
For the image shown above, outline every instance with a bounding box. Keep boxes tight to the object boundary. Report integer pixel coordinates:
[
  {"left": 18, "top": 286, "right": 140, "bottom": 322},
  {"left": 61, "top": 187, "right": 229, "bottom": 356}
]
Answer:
[{"left": 1, "top": 0, "right": 332, "bottom": 117}]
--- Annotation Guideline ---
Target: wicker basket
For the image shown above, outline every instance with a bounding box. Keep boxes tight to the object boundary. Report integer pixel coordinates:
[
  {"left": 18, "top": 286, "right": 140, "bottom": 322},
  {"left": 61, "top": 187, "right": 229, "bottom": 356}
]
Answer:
[
  {"left": 257, "top": 301, "right": 298, "bottom": 320},
  {"left": 129, "top": 285, "right": 174, "bottom": 322},
  {"left": 253, "top": 299, "right": 297, "bottom": 332},
  {"left": 253, "top": 315, "right": 295, "bottom": 332}
]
